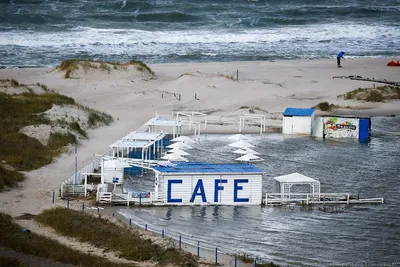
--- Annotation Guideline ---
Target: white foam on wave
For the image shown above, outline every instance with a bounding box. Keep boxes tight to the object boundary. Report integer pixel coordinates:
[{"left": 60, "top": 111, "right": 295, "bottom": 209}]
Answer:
[{"left": 1, "top": 23, "right": 398, "bottom": 47}]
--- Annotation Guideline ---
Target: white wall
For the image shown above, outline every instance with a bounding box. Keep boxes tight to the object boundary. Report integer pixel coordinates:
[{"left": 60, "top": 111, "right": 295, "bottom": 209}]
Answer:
[
  {"left": 283, "top": 116, "right": 312, "bottom": 135},
  {"left": 162, "top": 174, "right": 262, "bottom": 205},
  {"left": 312, "top": 117, "right": 324, "bottom": 138},
  {"left": 102, "top": 160, "right": 130, "bottom": 184}
]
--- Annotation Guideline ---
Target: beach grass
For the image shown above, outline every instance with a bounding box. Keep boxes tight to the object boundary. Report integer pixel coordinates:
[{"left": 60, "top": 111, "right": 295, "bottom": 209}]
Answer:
[
  {"left": 0, "top": 165, "right": 25, "bottom": 190},
  {"left": 0, "top": 80, "right": 113, "bottom": 191},
  {"left": 35, "top": 208, "right": 199, "bottom": 266},
  {"left": 0, "top": 213, "right": 136, "bottom": 267},
  {"left": 57, "top": 59, "right": 155, "bottom": 78},
  {"left": 338, "top": 85, "right": 400, "bottom": 102}
]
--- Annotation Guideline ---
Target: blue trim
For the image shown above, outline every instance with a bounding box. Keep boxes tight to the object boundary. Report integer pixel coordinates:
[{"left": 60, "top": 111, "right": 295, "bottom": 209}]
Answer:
[
  {"left": 283, "top": 108, "right": 315, "bottom": 116},
  {"left": 153, "top": 162, "right": 263, "bottom": 174}
]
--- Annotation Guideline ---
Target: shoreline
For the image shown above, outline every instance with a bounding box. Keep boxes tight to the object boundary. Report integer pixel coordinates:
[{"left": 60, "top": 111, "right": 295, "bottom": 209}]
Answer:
[{"left": 1, "top": 56, "right": 398, "bottom": 69}]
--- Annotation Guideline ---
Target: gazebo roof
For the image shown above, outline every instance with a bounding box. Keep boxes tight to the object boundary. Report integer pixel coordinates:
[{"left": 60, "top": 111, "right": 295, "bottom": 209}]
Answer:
[{"left": 273, "top": 173, "right": 319, "bottom": 183}]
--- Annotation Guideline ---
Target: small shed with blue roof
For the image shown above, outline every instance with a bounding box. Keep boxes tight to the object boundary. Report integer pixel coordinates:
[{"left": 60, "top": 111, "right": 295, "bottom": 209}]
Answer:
[
  {"left": 152, "top": 162, "right": 264, "bottom": 205},
  {"left": 282, "top": 107, "right": 315, "bottom": 135}
]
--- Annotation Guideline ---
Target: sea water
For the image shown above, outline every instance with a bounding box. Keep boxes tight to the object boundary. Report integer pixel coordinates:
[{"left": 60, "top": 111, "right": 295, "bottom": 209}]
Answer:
[
  {"left": 1, "top": 0, "right": 400, "bottom": 68},
  {"left": 120, "top": 116, "right": 400, "bottom": 266}
]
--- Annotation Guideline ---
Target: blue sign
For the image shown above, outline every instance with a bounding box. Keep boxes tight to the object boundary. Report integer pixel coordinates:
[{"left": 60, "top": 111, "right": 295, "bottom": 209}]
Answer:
[
  {"left": 167, "top": 178, "right": 249, "bottom": 203},
  {"left": 112, "top": 177, "right": 120, "bottom": 183}
]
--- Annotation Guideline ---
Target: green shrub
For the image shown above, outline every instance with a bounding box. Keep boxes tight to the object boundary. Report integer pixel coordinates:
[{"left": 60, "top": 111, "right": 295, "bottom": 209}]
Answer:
[{"left": 315, "top": 102, "right": 336, "bottom": 111}]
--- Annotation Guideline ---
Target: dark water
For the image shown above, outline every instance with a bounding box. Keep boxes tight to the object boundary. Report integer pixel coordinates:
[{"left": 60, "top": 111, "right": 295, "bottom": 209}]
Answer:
[
  {"left": 1, "top": 0, "right": 400, "bottom": 67},
  {"left": 119, "top": 116, "right": 400, "bottom": 266}
]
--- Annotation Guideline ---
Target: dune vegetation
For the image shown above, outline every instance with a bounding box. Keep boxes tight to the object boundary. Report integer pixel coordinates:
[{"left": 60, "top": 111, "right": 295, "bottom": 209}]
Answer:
[
  {"left": 56, "top": 59, "right": 155, "bottom": 78},
  {"left": 338, "top": 85, "right": 400, "bottom": 102},
  {"left": 0, "top": 79, "right": 113, "bottom": 191},
  {"left": 36, "top": 208, "right": 198, "bottom": 266},
  {"left": 0, "top": 213, "right": 135, "bottom": 267}
]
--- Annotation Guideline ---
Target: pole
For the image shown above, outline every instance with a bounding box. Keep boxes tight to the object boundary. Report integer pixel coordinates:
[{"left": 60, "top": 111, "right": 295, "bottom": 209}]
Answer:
[
  {"left": 129, "top": 219, "right": 132, "bottom": 226},
  {"left": 162, "top": 229, "right": 164, "bottom": 238},
  {"left": 197, "top": 241, "right": 200, "bottom": 257},
  {"left": 66, "top": 198, "right": 70, "bottom": 209},
  {"left": 82, "top": 202, "right": 85, "bottom": 212},
  {"left": 145, "top": 224, "right": 148, "bottom": 231},
  {"left": 215, "top": 247, "right": 218, "bottom": 265},
  {"left": 254, "top": 258, "right": 257, "bottom": 267},
  {"left": 237, "top": 69, "right": 239, "bottom": 80},
  {"left": 234, "top": 255, "right": 237, "bottom": 267},
  {"left": 52, "top": 191, "right": 55, "bottom": 204},
  {"left": 74, "top": 141, "right": 78, "bottom": 184},
  {"left": 179, "top": 235, "right": 182, "bottom": 249}
]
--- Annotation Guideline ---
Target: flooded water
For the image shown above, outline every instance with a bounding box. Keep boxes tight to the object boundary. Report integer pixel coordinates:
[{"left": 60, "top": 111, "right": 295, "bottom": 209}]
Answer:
[{"left": 119, "top": 116, "right": 400, "bottom": 266}]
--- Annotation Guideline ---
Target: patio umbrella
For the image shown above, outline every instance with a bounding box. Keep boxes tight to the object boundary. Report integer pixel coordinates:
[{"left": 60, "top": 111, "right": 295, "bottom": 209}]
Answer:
[
  {"left": 160, "top": 153, "right": 187, "bottom": 162},
  {"left": 228, "top": 134, "right": 251, "bottom": 141},
  {"left": 235, "top": 153, "right": 263, "bottom": 162},
  {"left": 166, "top": 142, "right": 193, "bottom": 149},
  {"left": 228, "top": 140, "right": 255, "bottom": 148},
  {"left": 166, "top": 148, "right": 190, "bottom": 156}
]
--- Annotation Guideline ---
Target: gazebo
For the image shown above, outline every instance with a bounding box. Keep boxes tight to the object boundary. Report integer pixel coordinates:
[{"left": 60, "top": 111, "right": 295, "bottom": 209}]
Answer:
[{"left": 272, "top": 172, "right": 321, "bottom": 200}]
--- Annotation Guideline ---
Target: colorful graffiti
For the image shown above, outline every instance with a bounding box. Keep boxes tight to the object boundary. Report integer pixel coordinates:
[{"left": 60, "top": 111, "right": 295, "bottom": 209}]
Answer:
[{"left": 323, "top": 117, "right": 359, "bottom": 138}]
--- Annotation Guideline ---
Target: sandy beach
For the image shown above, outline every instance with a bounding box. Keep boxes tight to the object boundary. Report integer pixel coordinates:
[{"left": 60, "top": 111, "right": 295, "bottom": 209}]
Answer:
[{"left": 1, "top": 58, "right": 399, "bottom": 265}]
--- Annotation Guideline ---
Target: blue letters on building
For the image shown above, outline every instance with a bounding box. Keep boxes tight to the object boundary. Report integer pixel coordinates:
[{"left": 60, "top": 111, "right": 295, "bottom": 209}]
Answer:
[
  {"left": 166, "top": 178, "right": 250, "bottom": 203},
  {"left": 167, "top": 179, "right": 183, "bottom": 203},
  {"left": 234, "top": 179, "right": 249, "bottom": 202},
  {"left": 214, "top": 179, "right": 228, "bottom": 202},
  {"left": 190, "top": 179, "right": 207, "bottom": 202}
]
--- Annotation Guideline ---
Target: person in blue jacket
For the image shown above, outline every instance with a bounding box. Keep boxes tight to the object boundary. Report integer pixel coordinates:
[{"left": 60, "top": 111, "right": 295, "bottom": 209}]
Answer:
[{"left": 337, "top": 51, "right": 345, "bottom": 68}]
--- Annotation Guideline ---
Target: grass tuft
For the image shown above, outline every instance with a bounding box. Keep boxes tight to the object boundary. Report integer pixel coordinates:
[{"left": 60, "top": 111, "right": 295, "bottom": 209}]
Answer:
[
  {"left": 314, "top": 102, "right": 337, "bottom": 111},
  {"left": 36, "top": 208, "right": 198, "bottom": 266},
  {"left": 0, "top": 213, "right": 135, "bottom": 267},
  {"left": 69, "top": 121, "right": 87, "bottom": 138},
  {"left": 10, "top": 79, "right": 20, "bottom": 87}
]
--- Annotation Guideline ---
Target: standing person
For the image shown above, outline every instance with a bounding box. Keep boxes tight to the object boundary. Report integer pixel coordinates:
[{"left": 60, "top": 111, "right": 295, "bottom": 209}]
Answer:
[{"left": 337, "top": 51, "right": 345, "bottom": 68}]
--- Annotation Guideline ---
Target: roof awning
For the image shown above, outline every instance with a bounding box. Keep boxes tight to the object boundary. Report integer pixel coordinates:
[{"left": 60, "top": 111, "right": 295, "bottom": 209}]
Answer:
[{"left": 273, "top": 173, "right": 319, "bottom": 183}]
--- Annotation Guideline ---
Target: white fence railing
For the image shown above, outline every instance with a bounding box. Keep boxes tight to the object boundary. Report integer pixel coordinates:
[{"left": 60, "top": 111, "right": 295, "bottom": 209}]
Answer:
[
  {"left": 60, "top": 149, "right": 113, "bottom": 198},
  {"left": 265, "top": 193, "right": 384, "bottom": 205}
]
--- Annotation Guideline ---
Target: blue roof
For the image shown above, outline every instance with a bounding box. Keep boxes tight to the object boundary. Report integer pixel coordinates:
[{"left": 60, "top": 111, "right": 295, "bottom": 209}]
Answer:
[
  {"left": 153, "top": 162, "right": 263, "bottom": 174},
  {"left": 283, "top": 108, "right": 315, "bottom": 116}
]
